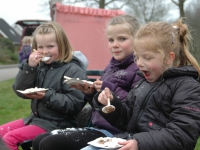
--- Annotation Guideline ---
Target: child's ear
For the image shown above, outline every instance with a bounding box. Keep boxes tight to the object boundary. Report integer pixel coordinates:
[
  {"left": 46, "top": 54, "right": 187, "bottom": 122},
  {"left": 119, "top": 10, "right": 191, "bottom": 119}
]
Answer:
[{"left": 166, "top": 52, "right": 175, "bottom": 65}]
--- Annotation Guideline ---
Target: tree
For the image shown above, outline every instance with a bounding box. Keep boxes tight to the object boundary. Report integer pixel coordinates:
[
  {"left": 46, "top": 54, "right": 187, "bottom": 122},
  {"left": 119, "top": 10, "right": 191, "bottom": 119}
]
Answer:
[
  {"left": 40, "top": 0, "right": 131, "bottom": 20},
  {"left": 184, "top": 0, "right": 200, "bottom": 61},
  {"left": 40, "top": 0, "right": 177, "bottom": 25},
  {"left": 62, "top": 0, "right": 131, "bottom": 9},
  {"left": 171, "top": 0, "right": 187, "bottom": 18},
  {"left": 125, "top": 0, "right": 174, "bottom": 24}
]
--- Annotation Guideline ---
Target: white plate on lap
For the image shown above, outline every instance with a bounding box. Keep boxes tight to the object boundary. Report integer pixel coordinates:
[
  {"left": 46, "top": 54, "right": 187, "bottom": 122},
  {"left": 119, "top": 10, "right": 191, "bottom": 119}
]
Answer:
[
  {"left": 17, "top": 87, "right": 48, "bottom": 94},
  {"left": 88, "top": 137, "right": 125, "bottom": 149}
]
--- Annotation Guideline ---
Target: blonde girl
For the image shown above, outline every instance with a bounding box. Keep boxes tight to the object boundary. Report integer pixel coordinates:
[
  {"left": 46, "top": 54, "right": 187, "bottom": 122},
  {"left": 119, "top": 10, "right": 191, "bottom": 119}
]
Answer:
[
  {"left": 0, "top": 21, "right": 87, "bottom": 150},
  {"left": 32, "top": 14, "right": 142, "bottom": 150},
  {"left": 95, "top": 19, "right": 200, "bottom": 150}
]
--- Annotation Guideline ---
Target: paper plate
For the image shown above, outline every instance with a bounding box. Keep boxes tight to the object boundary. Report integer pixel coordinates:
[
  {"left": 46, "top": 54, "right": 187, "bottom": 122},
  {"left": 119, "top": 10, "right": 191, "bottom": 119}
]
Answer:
[
  {"left": 88, "top": 137, "right": 125, "bottom": 149},
  {"left": 17, "top": 87, "right": 48, "bottom": 94},
  {"left": 64, "top": 76, "right": 93, "bottom": 86}
]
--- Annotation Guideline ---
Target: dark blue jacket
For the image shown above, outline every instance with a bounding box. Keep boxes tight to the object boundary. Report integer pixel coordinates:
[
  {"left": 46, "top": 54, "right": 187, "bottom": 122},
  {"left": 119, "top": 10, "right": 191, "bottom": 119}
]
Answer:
[{"left": 86, "top": 54, "right": 141, "bottom": 134}]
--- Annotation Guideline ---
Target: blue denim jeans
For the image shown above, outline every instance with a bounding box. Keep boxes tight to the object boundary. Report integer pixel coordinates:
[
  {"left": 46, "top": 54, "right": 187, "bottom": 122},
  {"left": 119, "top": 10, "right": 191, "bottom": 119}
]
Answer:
[{"left": 81, "top": 145, "right": 107, "bottom": 150}]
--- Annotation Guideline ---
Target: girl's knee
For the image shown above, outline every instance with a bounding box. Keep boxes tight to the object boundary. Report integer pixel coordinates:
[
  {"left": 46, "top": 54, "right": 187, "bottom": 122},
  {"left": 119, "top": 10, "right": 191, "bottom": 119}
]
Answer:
[
  {"left": 3, "top": 133, "right": 18, "bottom": 145},
  {"left": 2, "top": 133, "right": 19, "bottom": 150}
]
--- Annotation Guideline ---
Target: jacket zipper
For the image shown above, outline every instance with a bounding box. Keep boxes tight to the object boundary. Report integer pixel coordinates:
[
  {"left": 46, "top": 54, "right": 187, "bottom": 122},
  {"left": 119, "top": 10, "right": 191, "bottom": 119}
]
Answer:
[{"left": 135, "top": 80, "right": 164, "bottom": 131}]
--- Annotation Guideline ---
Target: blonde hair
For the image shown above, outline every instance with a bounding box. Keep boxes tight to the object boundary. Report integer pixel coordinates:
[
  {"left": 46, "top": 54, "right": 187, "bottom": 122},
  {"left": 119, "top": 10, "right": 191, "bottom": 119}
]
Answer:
[
  {"left": 32, "top": 21, "right": 73, "bottom": 63},
  {"left": 22, "top": 36, "right": 32, "bottom": 46},
  {"left": 134, "top": 18, "right": 200, "bottom": 76},
  {"left": 106, "top": 14, "right": 140, "bottom": 37}
]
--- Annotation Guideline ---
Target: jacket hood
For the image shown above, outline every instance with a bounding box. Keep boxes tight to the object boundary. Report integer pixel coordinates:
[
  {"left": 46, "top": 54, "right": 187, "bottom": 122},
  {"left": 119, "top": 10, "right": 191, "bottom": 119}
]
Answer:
[
  {"left": 73, "top": 51, "right": 88, "bottom": 70},
  {"left": 137, "top": 65, "right": 199, "bottom": 81},
  {"left": 163, "top": 65, "right": 199, "bottom": 80}
]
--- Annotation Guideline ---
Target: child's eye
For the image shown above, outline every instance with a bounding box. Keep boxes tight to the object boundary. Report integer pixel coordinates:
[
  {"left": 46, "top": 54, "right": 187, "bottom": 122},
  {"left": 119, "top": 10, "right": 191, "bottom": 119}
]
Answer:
[
  {"left": 144, "top": 56, "right": 152, "bottom": 60},
  {"left": 119, "top": 38, "right": 126, "bottom": 41},
  {"left": 47, "top": 45, "right": 54, "bottom": 48},
  {"left": 108, "top": 39, "right": 114, "bottom": 43},
  {"left": 37, "top": 46, "right": 43, "bottom": 49}
]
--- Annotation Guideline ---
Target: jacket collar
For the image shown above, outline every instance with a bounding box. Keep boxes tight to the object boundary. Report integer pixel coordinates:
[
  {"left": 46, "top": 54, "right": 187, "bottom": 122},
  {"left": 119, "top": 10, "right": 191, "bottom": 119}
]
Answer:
[
  {"left": 137, "top": 65, "right": 199, "bottom": 81},
  {"left": 110, "top": 54, "right": 134, "bottom": 68},
  {"left": 163, "top": 65, "right": 199, "bottom": 80}
]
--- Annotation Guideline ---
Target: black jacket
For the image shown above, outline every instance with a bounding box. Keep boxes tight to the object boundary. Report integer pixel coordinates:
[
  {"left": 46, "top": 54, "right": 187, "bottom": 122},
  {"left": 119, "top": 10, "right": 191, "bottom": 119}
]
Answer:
[
  {"left": 93, "top": 66, "right": 200, "bottom": 150},
  {"left": 13, "top": 56, "right": 87, "bottom": 132}
]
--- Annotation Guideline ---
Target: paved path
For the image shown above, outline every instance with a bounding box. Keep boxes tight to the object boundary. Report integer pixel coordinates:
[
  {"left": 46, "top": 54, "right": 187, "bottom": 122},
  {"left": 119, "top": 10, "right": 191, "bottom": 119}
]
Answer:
[{"left": 0, "top": 64, "right": 19, "bottom": 82}]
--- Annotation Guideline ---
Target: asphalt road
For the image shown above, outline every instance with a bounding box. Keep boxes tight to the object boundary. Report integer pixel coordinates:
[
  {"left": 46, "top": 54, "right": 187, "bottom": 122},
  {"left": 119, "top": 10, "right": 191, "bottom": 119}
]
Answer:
[{"left": 0, "top": 64, "right": 19, "bottom": 82}]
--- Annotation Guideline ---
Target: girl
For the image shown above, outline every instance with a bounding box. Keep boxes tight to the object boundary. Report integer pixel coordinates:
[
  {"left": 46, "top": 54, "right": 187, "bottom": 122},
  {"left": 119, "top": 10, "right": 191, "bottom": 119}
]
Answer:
[
  {"left": 0, "top": 21, "right": 87, "bottom": 150},
  {"left": 18, "top": 36, "right": 32, "bottom": 68},
  {"left": 32, "top": 14, "right": 141, "bottom": 150},
  {"left": 94, "top": 19, "right": 200, "bottom": 150}
]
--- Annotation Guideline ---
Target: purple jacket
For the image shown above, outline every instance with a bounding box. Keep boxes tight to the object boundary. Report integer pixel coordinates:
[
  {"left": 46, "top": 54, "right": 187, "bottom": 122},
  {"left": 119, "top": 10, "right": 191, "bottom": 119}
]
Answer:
[
  {"left": 85, "top": 54, "right": 142, "bottom": 134},
  {"left": 19, "top": 45, "right": 32, "bottom": 64}
]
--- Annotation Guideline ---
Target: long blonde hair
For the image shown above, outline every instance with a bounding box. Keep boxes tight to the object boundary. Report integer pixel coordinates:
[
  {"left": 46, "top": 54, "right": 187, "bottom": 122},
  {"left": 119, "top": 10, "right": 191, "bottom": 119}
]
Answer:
[
  {"left": 134, "top": 18, "right": 200, "bottom": 76},
  {"left": 32, "top": 21, "right": 73, "bottom": 63}
]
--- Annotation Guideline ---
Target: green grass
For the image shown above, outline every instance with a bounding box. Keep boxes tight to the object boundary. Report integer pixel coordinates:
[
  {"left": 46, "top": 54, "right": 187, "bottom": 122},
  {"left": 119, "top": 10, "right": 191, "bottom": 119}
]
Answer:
[
  {"left": 0, "top": 79, "right": 30, "bottom": 150},
  {"left": 0, "top": 79, "right": 30, "bottom": 124},
  {"left": 0, "top": 79, "right": 200, "bottom": 150}
]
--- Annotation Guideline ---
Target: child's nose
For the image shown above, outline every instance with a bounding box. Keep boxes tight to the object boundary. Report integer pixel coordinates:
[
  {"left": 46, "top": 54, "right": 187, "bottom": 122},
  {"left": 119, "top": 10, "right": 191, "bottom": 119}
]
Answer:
[
  {"left": 112, "top": 41, "right": 119, "bottom": 47},
  {"left": 42, "top": 48, "right": 49, "bottom": 54}
]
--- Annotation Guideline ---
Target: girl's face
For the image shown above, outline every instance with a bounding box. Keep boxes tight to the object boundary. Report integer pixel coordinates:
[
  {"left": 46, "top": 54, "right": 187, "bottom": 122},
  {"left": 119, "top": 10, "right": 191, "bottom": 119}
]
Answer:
[
  {"left": 36, "top": 33, "right": 59, "bottom": 64},
  {"left": 135, "top": 47, "right": 165, "bottom": 82},
  {"left": 107, "top": 24, "right": 134, "bottom": 61}
]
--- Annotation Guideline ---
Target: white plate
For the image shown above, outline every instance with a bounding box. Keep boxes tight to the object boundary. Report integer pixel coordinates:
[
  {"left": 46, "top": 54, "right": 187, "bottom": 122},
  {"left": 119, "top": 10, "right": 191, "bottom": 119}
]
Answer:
[
  {"left": 88, "top": 137, "right": 125, "bottom": 149},
  {"left": 17, "top": 87, "right": 48, "bottom": 94},
  {"left": 63, "top": 76, "right": 93, "bottom": 86}
]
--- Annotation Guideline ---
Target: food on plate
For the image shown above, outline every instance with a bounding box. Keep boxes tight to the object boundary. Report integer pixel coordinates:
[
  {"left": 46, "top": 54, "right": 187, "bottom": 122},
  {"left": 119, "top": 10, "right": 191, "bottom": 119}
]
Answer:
[{"left": 88, "top": 137, "right": 126, "bottom": 149}]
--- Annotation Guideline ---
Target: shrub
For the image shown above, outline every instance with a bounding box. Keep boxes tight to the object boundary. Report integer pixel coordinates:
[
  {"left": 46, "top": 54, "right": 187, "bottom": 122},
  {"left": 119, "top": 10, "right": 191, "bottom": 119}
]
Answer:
[{"left": 0, "top": 37, "right": 19, "bottom": 64}]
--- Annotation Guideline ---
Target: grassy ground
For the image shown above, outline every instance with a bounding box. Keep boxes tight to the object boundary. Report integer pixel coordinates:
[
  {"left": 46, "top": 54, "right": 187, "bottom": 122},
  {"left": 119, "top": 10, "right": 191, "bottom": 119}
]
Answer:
[
  {"left": 0, "top": 79, "right": 30, "bottom": 124},
  {"left": 0, "top": 79, "right": 200, "bottom": 150},
  {"left": 0, "top": 79, "right": 30, "bottom": 150}
]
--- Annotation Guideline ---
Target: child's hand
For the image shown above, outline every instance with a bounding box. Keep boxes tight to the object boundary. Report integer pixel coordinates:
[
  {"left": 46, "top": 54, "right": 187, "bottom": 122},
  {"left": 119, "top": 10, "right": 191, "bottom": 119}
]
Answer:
[
  {"left": 70, "top": 82, "right": 94, "bottom": 94},
  {"left": 28, "top": 49, "right": 42, "bottom": 67},
  {"left": 118, "top": 139, "right": 138, "bottom": 150},
  {"left": 24, "top": 91, "right": 45, "bottom": 100},
  {"left": 93, "top": 79, "right": 103, "bottom": 92},
  {"left": 98, "top": 87, "right": 113, "bottom": 105}
]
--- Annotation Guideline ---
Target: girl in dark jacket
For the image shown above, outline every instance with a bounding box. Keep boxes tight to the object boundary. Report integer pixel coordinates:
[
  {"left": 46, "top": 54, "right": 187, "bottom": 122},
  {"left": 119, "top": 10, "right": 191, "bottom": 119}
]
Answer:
[
  {"left": 93, "top": 19, "right": 200, "bottom": 150},
  {"left": 0, "top": 21, "right": 87, "bottom": 150},
  {"left": 32, "top": 14, "right": 142, "bottom": 150}
]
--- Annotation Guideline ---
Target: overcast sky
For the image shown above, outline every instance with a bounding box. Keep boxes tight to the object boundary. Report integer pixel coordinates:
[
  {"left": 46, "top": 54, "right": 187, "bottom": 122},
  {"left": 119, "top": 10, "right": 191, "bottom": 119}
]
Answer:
[
  {"left": 0, "top": 0, "right": 50, "bottom": 26},
  {"left": 0, "top": 0, "right": 193, "bottom": 26}
]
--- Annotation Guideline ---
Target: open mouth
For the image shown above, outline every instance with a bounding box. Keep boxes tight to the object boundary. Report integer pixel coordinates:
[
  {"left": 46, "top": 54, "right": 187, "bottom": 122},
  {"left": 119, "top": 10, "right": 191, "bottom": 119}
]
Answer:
[{"left": 143, "top": 70, "right": 151, "bottom": 78}]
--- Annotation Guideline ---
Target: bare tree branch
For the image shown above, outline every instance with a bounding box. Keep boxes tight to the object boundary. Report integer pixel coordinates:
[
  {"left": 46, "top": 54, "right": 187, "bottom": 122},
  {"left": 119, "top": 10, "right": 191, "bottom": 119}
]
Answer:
[
  {"left": 126, "top": 0, "right": 173, "bottom": 24},
  {"left": 171, "top": 0, "right": 178, "bottom": 6}
]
